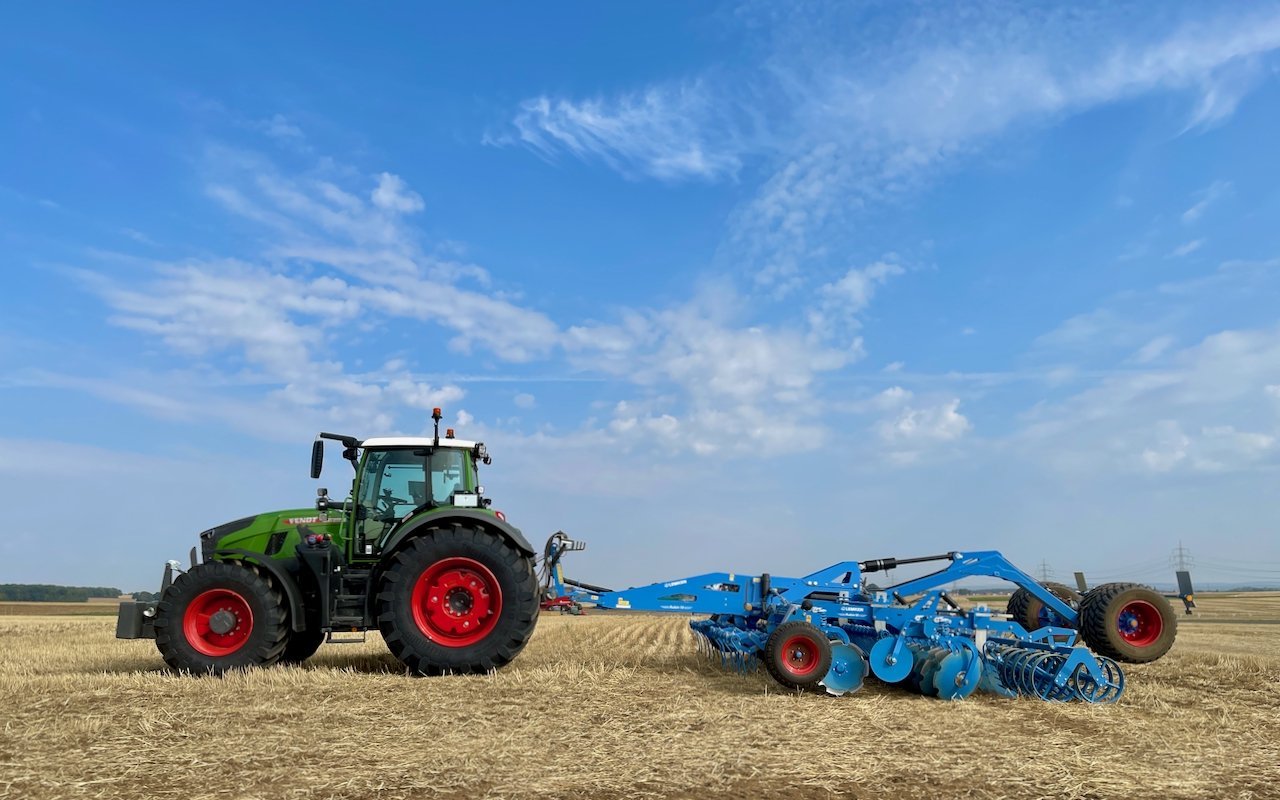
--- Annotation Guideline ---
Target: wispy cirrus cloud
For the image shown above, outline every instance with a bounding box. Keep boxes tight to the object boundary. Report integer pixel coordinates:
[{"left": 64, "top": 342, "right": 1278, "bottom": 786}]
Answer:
[
  {"left": 1168, "top": 238, "right": 1206, "bottom": 258},
  {"left": 499, "top": 82, "right": 754, "bottom": 182},
  {"left": 1181, "top": 180, "right": 1233, "bottom": 224},
  {"left": 498, "top": 5, "right": 1280, "bottom": 297}
]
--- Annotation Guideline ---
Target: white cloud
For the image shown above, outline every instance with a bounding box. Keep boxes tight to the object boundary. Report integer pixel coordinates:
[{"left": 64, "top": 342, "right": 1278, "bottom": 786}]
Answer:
[
  {"left": 120, "top": 228, "right": 158, "bottom": 246},
  {"left": 864, "top": 386, "right": 913, "bottom": 411},
  {"left": 1140, "top": 421, "right": 1276, "bottom": 473},
  {"left": 1019, "top": 324, "right": 1280, "bottom": 475},
  {"left": 505, "top": 7, "right": 1280, "bottom": 294},
  {"left": 502, "top": 83, "right": 747, "bottom": 182},
  {"left": 68, "top": 154, "right": 581, "bottom": 438},
  {"left": 1140, "top": 420, "right": 1191, "bottom": 472},
  {"left": 73, "top": 146, "right": 902, "bottom": 458},
  {"left": 1168, "top": 238, "right": 1205, "bottom": 258},
  {"left": 262, "top": 113, "right": 303, "bottom": 140},
  {"left": 803, "top": 259, "right": 905, "bottom": 343},
  {"left": 514, "top": 392, "right": 536, "bottom": 409},
  {"left": 562, "top": 283, "right": 861, "bottom": 454},
  {"left": 1193, "top": 425, "right": 1276, "bottom": 472},
  {"left": 877, "top": 398, "right": 972, "bottom": 444},
  {"left": 371, "top": 172, "right": 425, "bottom": 214},
  {"left": 1133, "top": 335, "right": 1176, "bottom": 364},
  {"left": 1181, "top": 180, "right": 1232, "bottom": 224},
  {"left": 822, "top": 260, "right": 904, "bottom": 314}
]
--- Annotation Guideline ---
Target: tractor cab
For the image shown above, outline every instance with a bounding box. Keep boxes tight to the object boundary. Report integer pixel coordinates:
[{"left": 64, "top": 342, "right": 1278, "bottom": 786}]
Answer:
[{"left": 312, "top": 408, "right": 496, "bottom": 562}]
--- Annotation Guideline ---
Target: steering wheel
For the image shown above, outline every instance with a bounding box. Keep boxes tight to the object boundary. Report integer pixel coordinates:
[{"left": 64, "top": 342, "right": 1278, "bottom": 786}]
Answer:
[{"left": 378, "top": 489, "right": 408, "bottom": 512}]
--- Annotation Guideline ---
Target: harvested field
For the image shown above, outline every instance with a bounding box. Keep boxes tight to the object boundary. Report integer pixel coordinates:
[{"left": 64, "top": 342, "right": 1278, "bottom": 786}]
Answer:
[
  {"left": 0, "top": 600, "right": 121, "bottom": 617},
  {"left": 2, "top": 594, "right": 1278, "bottom": 800}
]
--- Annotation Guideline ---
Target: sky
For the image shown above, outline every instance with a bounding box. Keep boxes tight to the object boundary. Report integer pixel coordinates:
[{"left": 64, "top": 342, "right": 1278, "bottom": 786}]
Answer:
[{"left": 3, "top": 2, "right": 1280, "bottom": 592}]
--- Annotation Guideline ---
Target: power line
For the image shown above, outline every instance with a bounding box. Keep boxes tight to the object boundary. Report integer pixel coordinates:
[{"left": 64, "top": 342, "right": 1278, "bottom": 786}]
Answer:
[{"left": 1035, "top": 560, "right": 1054, "bottom": 582}]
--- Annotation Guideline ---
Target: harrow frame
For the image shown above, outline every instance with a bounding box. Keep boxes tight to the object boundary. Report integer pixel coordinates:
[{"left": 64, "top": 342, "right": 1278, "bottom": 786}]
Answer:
[{"left": 543, "top": 537, "right": 1135, "bottom": 703}]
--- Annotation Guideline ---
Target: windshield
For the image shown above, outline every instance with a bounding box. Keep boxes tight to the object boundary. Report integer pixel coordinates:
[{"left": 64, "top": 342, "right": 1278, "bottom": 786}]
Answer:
[
  {"left": 358, "top": 448, "right": 470, "bottom": 516},
  {"left": 353, "top": 447, "right": 475, "bottom": 552}
]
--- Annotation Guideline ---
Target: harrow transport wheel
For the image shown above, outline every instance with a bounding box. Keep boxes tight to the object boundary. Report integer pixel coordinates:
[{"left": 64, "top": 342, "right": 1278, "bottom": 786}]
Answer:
[
  {"left": 1007, "top": 582, "right": 1082, "bottom": 631},
  {"left": 153, "top": 561, "right": 289, "bottom": 675},
  {"left": 1078, "top": 582, "right": 1177, "bottom": 663},
  {"left": 377, "top": 526, "right": 539, "bottom": 675},
  {"left": 279, "top": 626, "right": 326, "bottom": 665},
  {"left": 764, "top": 621, "right": 832, "bottom": 691}
]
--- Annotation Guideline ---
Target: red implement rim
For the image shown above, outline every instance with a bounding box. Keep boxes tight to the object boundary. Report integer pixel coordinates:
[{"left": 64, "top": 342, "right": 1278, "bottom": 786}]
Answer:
[
  {"left": 410, "top": 557, "right": 502, "bottom": 647},
  {"left": 780, "top": 634, "right": 820, "bottom": 677},
  {"left": 1116, "top": 599, "right": 1164, "bottom": 647},
  {"left": 183, "top": 588, "right": 254, "bottom": 657}
]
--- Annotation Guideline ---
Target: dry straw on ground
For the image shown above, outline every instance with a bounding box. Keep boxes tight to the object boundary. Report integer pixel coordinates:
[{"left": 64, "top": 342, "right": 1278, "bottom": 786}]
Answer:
[{"left": 2, "top": 594, "right": 1278, "bottom": 799}]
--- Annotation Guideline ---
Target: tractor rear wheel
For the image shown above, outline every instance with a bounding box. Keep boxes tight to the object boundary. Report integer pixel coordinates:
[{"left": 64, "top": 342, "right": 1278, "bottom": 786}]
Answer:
[
  {"left": 1007, "top": 581, "right": 1082, "bottom": 631},
  {"left": 153, "top": 561, "right": 289, "bottom": 674},
  {"left": 1078, "top": 582, "right": 1177, "bottom": 663},
  {"left": 377, "top": 526, "right": 539, "bottom": 675},
  {"left": 763, "top": 621, "right": 832, "bottom": 691}
]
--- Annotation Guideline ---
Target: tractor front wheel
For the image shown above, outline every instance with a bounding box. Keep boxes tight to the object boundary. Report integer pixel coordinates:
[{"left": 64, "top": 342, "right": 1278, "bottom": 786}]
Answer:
[
  {"left": 153, "top": 561, "right": 289, "bottom": 674},
  {"left": 377, "top": 526, "right": 539, "bottom": 675}
]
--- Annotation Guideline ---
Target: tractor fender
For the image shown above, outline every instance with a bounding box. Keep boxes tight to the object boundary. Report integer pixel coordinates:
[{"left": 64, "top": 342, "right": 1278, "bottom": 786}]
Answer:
[
  {"left": 382, "top": 510, "right": 536, "bottom": 559},
  {"left": 213, "top": 548, "right": 308, "bottom": 632}
]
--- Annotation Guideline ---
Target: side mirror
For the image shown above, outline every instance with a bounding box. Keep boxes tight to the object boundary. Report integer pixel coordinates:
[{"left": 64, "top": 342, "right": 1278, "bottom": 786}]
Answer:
[{"left": 310, "top": 438, "right": 324, "bottom": 479}]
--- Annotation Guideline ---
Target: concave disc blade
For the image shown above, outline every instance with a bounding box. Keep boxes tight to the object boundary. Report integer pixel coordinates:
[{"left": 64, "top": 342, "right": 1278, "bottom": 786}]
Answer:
[
  {"left": 933, "top": 651, "right": 982, "bottom": 700},
  {"left": 869, "top": 637, "right": 914, "bottom": 683},
  {"left": 821, "top": 643, "right": 869, "bottom": 696}
]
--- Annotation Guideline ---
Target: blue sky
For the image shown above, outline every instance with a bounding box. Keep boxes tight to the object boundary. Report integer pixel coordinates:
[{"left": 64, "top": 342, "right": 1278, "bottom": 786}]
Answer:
[{"left": 4, "top": 2, "right": 1280, "bottom": 591}]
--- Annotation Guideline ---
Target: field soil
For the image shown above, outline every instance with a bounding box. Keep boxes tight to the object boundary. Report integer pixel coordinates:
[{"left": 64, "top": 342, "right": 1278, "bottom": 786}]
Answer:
[{"left": 1, "top": 594, "right": 1278, "bottom": 799}]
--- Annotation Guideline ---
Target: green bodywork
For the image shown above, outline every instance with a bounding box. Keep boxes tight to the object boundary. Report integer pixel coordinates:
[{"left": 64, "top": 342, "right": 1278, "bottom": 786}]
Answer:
[
  {"left": 203, "top": 443, "right": 503, "bottom": 565},
  {"left": 205, "top": 509, "right": 349, "bottom": 561},
  {"left": 205, "top": 504, "right": 507, "bottom": 564}
]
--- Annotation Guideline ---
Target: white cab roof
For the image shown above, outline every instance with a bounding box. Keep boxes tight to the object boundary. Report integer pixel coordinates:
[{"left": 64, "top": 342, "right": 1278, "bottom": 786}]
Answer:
[{"left": 360, "top": 437, "right": 479, "bottom": 450}]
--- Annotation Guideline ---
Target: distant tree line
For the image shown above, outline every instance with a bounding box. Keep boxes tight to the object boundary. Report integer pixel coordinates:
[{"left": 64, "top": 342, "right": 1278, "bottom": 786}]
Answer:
[{"left": 0, "top": 584, "right": 123, "bottom": 602}]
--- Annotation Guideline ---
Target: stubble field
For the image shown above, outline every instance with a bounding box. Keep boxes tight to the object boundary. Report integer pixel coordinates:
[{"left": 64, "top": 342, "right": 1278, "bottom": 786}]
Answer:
[{"left": 2, "top": 594, "right": 1278, "bottom": 800}]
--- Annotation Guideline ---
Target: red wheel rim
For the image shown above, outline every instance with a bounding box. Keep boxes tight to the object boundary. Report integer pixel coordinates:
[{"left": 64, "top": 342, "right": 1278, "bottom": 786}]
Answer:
[
  {"left": 1116, "top": 599, "right": 1164, "bottom": 647},
  {"left": 781, "top": 635, "right": 820, "bottom": 677},
  {"left": 410, "top": 557, "right": 502, "bottom": 647},
  {"left": 183, "top": 588, "right": 254, "bottom": 657}
]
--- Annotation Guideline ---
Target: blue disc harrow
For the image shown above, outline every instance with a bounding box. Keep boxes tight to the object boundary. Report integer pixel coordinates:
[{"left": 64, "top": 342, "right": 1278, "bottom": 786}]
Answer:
[{"left": 543, "top": 537, "right": 1146, "bottom": 703}]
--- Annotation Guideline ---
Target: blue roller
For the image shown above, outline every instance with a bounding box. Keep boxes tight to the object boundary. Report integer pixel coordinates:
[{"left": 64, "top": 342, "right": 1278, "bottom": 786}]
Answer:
[{"left": 820, "top": 643, "right": 868, "bottom": 696}]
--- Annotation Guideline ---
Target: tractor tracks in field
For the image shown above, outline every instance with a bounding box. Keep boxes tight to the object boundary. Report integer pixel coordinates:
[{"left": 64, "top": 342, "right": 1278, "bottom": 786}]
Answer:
[{"left": 560, "top": 614, "right": 698, "bottom": 669}]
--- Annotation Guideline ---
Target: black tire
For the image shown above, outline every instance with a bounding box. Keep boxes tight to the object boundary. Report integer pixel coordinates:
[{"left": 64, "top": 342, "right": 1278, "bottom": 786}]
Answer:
[
  {"left": 1078, "top": 582, "right": 1177, "bottom": 663},
  {"left": 376, "top": 525, "right": 539, "bottom": 675},
  {"left": 279, "top": 626, "right": 326, "bottom": 665},
  {"left": 763, "top": 621, "right": 832, "bottom": 690},
  {"left": 1007, "top": 581, "right": 1082, "bottom": 631},
  {"left": 153, "top": 561, "right": 289, "bottom": 675}
]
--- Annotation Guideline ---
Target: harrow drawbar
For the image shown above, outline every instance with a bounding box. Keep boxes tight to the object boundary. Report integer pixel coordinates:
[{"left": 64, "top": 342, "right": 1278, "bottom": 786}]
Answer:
[{"left": 544, "top": 537, "right": 1175, "bottom": 704}]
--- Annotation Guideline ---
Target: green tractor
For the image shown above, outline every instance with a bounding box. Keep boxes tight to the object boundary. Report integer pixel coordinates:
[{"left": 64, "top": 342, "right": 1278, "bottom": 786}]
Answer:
[{"left": 117, "top": 409, "right": 540, "bottom": 675}]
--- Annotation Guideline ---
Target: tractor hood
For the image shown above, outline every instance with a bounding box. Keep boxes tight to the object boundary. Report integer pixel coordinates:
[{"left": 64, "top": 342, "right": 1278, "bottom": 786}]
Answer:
[{"left": 199, "top": 508, "right": 347, "bottom": 561}]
